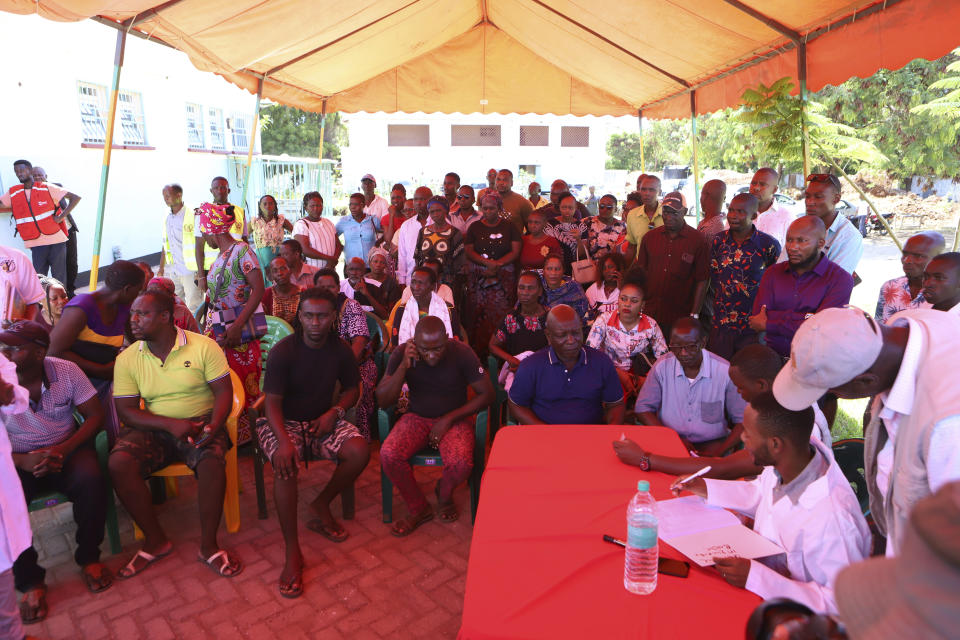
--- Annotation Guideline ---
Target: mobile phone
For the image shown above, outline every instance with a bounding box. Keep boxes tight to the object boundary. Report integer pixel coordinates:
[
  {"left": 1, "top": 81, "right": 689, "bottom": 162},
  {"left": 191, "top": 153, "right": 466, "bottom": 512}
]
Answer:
[
  {"left": 658, "top": 557, "right": 690, "bottom": 578},
  {"left": 194, "top": 430, "right": 216, "bottom": 448}
]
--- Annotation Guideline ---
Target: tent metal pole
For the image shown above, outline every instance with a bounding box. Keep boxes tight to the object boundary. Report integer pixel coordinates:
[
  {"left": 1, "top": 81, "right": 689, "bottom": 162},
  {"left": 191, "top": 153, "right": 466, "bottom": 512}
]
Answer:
[
  {"left": 637, "top": 109, "right": 645, "bottom": 173},
  {"left": 798, "top": 42, "right": 810, "bottom": 177},
  {"left": 89, "top": 27, "right": 127, "bottom": 289},
  {"left": 240, "top": 77, "right": 264, "bottom": 222},
  {"left": 690, "top": 91, "right": 701, "bottom": 223}
]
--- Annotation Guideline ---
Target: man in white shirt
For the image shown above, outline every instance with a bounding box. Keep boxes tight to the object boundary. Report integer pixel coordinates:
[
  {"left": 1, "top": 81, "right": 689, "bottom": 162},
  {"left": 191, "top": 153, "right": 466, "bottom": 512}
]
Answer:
[
  {"left": 158, "top": 184, "right": 205, "bottom": 310},
  {"left": 675, "top": 391, "right": 870, "bottom": 613},
  {"left": 395, "top": 187, "right": 433, "bottom": 285},
  {"left": 921, "top": 251, "right": 960, "bottom": 316},
  {"left": 750, "top": 168, "right": 796, "bottom": 263},
  {"left": 0, "top": 246, "right": 43, "bottom": 326},
  {"left": 0, "top": 352, "right": 32, "bottom": 640},
  {"left": 360, "top": 174, "right": 389, "bottom": 220},
  {"left": 803, "top": 174, "right": 862, "bottom": 275},
  {"left": 774, "top": 306, "right": 960, "bottom": 557}
]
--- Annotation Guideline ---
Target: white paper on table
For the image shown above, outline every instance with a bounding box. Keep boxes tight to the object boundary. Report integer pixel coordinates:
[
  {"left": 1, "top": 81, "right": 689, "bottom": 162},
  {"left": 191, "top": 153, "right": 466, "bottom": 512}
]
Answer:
[
  {"left": 656, "top": 496, "right": 740, "bottom": 540},
  {"left": 663, "top": 524, "right": 785, "bottom": 567}
]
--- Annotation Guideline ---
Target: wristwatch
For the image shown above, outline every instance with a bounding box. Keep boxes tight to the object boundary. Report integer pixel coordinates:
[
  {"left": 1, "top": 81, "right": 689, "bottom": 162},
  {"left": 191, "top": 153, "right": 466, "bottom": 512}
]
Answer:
[
  {"left": 638, "top": 453, "right": 651, "bottom": 472},
  {"left": 333, "top": 406, "right": 346, "bottom": 421}
]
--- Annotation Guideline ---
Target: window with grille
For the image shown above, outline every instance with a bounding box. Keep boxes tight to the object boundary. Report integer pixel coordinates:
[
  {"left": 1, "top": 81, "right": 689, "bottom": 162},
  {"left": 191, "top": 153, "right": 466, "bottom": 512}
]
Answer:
[
  {"left": 560, "top": 126, "right": 590, "bottom": 148},
  {"left": 208, "top": 107, "right": 226, "bottom": 150},
  {"left": 451, "top": 125, "right": 501, "bottom": 146},
  {"left": 185, "top": 103, "right": 205, "bottom": 149},
  {"left": 519, "top": 125, "right": 549, "bottom": 146},
  {"left": 387, "top": 124, "right": 430, "bottom": 146},
  {"left": 230, "top": 113, "right": 250, "bottom": 151},
  {"left": 78, "top": 82, "right": 107, "bottom": 144},
  {"left": 117, "top": 91, "right": 147, "bottom": 146}
]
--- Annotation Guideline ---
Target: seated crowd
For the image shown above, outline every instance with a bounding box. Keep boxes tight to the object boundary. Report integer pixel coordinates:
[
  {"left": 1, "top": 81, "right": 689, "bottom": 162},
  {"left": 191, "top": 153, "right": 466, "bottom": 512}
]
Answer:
[{"left": 0, "top": 160, "right": 958, "bottom": 638}]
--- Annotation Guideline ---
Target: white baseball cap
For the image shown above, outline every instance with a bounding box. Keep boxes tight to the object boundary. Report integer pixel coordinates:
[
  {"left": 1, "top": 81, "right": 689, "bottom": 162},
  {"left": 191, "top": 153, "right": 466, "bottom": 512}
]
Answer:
[{"left": 773, "top": 307, "right": 883, "bottom": 410}]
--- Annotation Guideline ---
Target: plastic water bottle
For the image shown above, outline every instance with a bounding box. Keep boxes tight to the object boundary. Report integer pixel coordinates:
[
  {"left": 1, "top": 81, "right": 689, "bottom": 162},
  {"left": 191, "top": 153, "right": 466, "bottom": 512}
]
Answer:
[{"left": 624, "top": 480, "right": 658, "bottom": 594}]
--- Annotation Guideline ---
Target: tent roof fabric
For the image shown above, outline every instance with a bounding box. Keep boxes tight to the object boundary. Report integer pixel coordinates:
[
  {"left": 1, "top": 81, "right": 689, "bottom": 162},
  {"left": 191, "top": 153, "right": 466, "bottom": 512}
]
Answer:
[{"left": 3, "top": 0, "right": 957, "bottom": 117}]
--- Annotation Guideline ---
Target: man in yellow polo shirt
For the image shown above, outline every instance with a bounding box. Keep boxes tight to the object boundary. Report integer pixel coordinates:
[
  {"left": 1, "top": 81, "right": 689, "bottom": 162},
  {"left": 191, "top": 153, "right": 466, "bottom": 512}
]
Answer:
[
  {"left": 625, "top": 175, "right": 664, "bottom": 262},
  {"left": 108, "top": 290, "right": 242, "bottom": 581}
]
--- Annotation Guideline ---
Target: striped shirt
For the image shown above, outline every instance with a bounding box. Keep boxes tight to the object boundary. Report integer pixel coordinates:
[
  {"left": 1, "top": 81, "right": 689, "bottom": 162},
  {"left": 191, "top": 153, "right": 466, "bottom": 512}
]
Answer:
[{"left": 4, "top": 357, "right": 96, "bottom": 453}]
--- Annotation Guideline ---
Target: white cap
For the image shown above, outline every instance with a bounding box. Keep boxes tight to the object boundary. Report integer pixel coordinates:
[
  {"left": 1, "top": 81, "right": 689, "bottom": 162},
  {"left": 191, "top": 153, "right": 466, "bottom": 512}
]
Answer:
[
  {"left": 773, "top": 307, "right": 883, "bottom": 410},
  {"left": 361, "top": 173, "right": 376, "bottom": 185}
]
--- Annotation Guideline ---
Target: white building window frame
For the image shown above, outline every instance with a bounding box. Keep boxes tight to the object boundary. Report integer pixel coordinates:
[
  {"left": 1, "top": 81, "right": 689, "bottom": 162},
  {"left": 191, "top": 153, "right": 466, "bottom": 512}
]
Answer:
[
  {"left": 77, "top": 82, "right": 107, "bottom": 145},
  {"left": 185, "top": 103, "right": 205, "bottom": 150},
  {"left": 208, "top": 107, "right": 226, "bottom": 151},
  {"left": 116, "top": 90, "right": 148, "bottom": 147},
  {"left": 229, "top": 113, "right": 251, "bottom": 152}
]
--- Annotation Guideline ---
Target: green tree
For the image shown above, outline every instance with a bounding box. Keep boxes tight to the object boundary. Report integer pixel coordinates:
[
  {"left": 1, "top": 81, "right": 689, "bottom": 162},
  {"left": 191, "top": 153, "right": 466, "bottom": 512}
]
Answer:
[
  {"left": 605, "top": 120, "right": 688, "bottom": 171},
  {"left": 259, "top": 106, "right": 347, "bottom": 160},
  {"left": 911, "top": 49, "right": 960, "bottom": 121}
]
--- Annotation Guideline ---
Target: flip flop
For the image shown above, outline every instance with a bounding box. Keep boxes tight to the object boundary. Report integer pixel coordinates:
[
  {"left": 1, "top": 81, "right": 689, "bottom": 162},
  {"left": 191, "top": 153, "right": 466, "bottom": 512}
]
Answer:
[
  {"left": 390, "top": 508, "right": 434, "bottom": 537},
  {"left": 198, "top": 549, "right": 243, "bottom": 578},
  {"left": 80, "top": 563, "right": 114, "bottom": 593},
  {"left": 19, "top": 586, "right": 47, "bottom": 625},
  {"left": 435, "top": 487, "right": 460, "bottom": 523},
  {"left": 278, "top": 572, "right": 303, "bottom": 599},
  {"left": 116, "top": 546, "right": 172, "bottom": 580},
  {"left": 306, "top": 517, "right": 349, "bottom": 543}
]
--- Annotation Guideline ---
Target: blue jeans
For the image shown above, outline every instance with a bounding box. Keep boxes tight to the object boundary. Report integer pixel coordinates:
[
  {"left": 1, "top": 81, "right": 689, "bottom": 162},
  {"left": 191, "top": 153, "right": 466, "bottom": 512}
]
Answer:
[{"left": 30, "top": 241, "right": 67, "bottom": 283}]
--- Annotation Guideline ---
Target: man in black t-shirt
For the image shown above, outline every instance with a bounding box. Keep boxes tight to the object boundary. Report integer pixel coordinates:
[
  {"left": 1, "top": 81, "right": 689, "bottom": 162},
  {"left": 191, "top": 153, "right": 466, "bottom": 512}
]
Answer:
[
  {"left": 377, "top": 316, "right": 493, "bottom": 536},
  {"left": 255, "top": 287, "right": 370, "bottom": 598}
]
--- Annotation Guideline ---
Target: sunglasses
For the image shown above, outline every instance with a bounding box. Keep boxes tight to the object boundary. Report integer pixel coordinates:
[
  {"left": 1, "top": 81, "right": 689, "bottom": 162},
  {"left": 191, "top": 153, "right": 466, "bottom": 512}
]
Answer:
[
  {"left": 598, "top": 204, "right": 615, "bottom": 210},
  {"left": 806, "top": 173, "right": 842, "bottom": 190},
  {"left": 456, "top": 194, "right": 471, "bottom": 200}
]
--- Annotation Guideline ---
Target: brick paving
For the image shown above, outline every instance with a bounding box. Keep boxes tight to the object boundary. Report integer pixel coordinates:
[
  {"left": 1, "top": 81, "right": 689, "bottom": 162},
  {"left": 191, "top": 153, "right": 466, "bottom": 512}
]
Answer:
[{"left": 24, "top": 445, "right": 472, "bottom": 638}]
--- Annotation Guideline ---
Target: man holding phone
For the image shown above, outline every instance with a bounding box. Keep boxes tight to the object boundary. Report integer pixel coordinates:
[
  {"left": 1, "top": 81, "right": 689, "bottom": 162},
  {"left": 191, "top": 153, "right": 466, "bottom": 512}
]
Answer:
[
  {"left": 377, "top": 316, "right": 493, "bottom": 537},
  {"left": 109, "top": 290, "right": 242, "bottom": 581}
]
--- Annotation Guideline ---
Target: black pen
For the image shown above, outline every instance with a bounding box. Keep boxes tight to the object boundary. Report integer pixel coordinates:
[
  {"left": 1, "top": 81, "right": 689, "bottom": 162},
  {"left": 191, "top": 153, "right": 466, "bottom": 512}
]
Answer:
[{"left": 602, "top": 534, "right": 626, "bottom": 548}]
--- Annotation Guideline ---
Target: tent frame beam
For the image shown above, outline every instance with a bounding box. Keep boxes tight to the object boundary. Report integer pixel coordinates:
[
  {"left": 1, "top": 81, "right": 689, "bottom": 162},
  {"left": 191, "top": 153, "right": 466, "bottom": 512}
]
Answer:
[{"left": 722, "top": 0, "right": 801, "bottom": 42}]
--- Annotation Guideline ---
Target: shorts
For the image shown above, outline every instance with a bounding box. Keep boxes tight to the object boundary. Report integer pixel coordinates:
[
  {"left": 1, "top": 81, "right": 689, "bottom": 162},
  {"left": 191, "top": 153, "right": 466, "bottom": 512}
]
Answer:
[
  {"left": 112, "top": 427, "right": 231, "bottom": 477},
  {"left": 255, "top": 417, "right": 362, "bottom": 465}
]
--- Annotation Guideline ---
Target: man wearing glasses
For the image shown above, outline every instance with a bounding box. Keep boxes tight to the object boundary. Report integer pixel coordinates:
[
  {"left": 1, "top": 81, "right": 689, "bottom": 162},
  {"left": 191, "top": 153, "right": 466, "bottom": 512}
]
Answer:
[
  {"left": 625, "top": 175, "right": 664, "bottom": 262},
  {"left": 804, "top": 173, "right": 862, "bottom": 275},
  {"left": 634, "top": 317, "right": 746, "bottom": 457},
  {"left": 449, "top": 186, "right": 481, "bottom": 236}
]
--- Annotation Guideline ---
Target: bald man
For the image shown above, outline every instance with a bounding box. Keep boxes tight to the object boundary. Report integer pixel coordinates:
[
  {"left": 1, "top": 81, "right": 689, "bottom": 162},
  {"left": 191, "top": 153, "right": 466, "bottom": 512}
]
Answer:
[
  {"left": 395, "top": 186, "right": 434, "bottom": 284},
  {"left": 749, "top": 216, "right": 854, "bottom": 358},
  {"left": 750, "top": 168, "right": 796, "bottom": 262},
  {"left": 377, "top": 316, "right": 493, "bottom": 535},
  {"left": 476, "top": 168, "right": 498, "bottom": 203},
  {"left": 922, "top": 252, "right": 960, "bottom": 316},
  {"left": 696, "top": 179, "right": 727, "bottom": 242},
  {"left": 508, "top": 305, "right": 624, "bottom": 425},
  {"left": 875, "top": 231, "right": 944, "bottom": 323}
]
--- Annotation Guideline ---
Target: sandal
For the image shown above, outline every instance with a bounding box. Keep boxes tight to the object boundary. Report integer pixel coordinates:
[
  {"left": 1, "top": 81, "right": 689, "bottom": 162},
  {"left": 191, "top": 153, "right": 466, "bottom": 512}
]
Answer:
[
  {"left": 306, "top": 517, "right": 349, "bottom": 543},
  {"left": 390, "top": 508, "right": 434, "bottom": 537},
  {"left": 198, "top": 550, "right": 243, "bottom": 578},
  {"left": 19, "top": 586, "right": 47, "bottom": 625},
  {"left": 80, "top": 563, "right": 114, "bottom": 593},
  {"left": 116, "top": 545, "right": 172, "bottom": 580},
  {"left": 435, "top": 487, "right": 459, "bottom": 523},
  {"left": 278, "top": 572, "right": 303, "bottom": 599}
]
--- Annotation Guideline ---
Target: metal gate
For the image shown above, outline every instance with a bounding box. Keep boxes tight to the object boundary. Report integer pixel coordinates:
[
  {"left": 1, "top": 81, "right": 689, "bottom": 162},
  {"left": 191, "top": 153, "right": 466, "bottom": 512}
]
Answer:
[{"left": 229, "top": 155, "right": 336, "bottom": 220}]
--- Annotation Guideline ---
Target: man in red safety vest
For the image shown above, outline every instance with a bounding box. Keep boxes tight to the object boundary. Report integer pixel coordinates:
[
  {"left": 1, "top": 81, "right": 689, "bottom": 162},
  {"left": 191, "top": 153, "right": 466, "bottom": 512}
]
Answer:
[{"left": 0, "top": 159, "right": 81, "bottom": 285}]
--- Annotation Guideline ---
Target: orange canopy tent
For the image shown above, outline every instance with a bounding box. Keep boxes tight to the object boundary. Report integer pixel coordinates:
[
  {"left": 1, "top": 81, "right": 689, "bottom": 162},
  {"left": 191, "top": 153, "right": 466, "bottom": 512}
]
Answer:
[{"left": 3, "top": 0, "right": 957, "bottom": 281}]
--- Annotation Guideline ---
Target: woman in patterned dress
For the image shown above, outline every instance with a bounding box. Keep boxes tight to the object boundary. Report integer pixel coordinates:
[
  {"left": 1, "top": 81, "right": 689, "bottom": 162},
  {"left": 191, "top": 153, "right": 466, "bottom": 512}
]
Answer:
[
  {"left": 251, "top": 194, "right": 293, "bottom": 281},
  {"left": 413, "top": 196, "right": 464, "bottom": 288},
  {"left": 261, "top": 256, "right": 301, "bottom": 326}
]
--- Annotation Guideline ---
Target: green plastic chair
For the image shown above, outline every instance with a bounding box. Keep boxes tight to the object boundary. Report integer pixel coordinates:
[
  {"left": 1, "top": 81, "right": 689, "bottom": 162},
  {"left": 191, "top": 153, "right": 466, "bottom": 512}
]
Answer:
[
  {"left": 365, "top": 311, "right": 390, "bottom": 378},
  {"left": 27, "top": 430, "right": 122, "bottom": 555},
  {"left": 378, "top": 407, "right": 488, "bottom": 524},
  {"left": 259, "top": 315, "right": 294, "bottom": 390},
  {"left": 485, "top": 355, "right": 509, "bottom": 437}
]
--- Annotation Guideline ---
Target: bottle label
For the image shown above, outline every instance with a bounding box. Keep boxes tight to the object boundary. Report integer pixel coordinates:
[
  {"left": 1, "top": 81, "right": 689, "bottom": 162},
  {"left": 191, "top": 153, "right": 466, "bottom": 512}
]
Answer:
[{"left": 627, "top": 524, "right": 658, "bottom": 549}]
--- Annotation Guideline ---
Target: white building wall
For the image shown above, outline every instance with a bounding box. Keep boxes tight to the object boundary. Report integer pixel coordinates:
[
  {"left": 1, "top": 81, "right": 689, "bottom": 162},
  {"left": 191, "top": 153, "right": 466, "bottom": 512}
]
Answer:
[
  {"left": 0, "top": 13, "right": 259, "bottom": 277},
  {"left": 341, "top": 112, "right": 627, "bottom": 195}
]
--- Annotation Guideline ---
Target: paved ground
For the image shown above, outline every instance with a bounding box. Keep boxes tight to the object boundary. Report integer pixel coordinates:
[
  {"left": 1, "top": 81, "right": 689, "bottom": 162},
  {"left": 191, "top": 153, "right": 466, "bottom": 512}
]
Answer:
[{"left": 25, "top": 446, "right": 471, "bottom": 639}]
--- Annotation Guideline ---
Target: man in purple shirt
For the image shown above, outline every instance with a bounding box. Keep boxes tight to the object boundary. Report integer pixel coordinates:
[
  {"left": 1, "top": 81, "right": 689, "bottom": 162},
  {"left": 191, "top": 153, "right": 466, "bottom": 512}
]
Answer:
[{"left": 748, "top": 217, "right": 853, "bottom": 358}]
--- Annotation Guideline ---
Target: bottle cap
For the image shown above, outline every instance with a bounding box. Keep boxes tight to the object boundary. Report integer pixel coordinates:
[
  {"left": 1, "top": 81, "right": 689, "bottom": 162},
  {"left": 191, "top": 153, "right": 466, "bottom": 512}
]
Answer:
[{"left": 637, "top": 480, "right": 650, "bottom": 491}]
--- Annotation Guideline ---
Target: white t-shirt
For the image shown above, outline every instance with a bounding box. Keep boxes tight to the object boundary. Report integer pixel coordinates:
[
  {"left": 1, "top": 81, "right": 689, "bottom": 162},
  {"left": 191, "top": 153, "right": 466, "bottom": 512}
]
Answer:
[
  {"left": 292, "top": 217, "right": 338, "bottom": 269},
  {"left": 0, "top": 245, "right": 44, "bottom": 324},
  {"left": 363, "top": 194, "right": 390, "bottom": 220},
  {"left": 755, "top": 202, "right": 796, "bottom": 263},
  {"left": 165, "top": 205, "right": 192, "bottom": 276},
  {"left": 585, "top": 282, "right": 619, "bottom": 317}
]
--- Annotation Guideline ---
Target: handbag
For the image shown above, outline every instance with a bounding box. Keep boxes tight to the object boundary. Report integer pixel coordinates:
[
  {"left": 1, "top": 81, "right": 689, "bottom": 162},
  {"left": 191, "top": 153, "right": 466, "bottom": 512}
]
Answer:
[
  {"left": 571, "top": 242, "right": 597, "bottom": 285},
  {"left": 208, "top": 243, "right": 268, "bottom": 343}
]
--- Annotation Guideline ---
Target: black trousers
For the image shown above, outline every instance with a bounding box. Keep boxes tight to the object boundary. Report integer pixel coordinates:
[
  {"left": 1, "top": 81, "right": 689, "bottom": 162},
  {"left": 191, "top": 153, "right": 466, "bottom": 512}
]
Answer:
[
  {"left": 65, "top": 227, "right": 79, "bottom": 296},
  {"left": 13, "top": 444, "right": 106, "bottom": 591}
]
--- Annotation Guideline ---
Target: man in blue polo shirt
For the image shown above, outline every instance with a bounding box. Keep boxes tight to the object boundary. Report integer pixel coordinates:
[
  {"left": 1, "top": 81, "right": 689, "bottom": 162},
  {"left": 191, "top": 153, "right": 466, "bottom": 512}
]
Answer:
[{"left": 509, "top": 305, "right": 624, "bottom": 425}]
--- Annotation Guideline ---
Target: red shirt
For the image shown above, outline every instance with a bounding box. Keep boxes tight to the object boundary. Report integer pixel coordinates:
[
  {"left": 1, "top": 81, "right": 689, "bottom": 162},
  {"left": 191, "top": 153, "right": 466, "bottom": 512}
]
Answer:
[
  {"left": 380, "top": 213, "right": 407, "bottom": 236},
  {"left": 520, "top": 235, "right": 563, "bottom": 270},
  {"left": 636, "top": 224, "right": 709, "bottom": 335}
]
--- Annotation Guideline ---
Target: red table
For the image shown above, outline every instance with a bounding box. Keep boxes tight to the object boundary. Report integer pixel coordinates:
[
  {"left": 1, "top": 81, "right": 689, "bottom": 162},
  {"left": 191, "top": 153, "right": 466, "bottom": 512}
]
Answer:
[{"left": 459, "top": 425, "right": 760, "bottom": 639}]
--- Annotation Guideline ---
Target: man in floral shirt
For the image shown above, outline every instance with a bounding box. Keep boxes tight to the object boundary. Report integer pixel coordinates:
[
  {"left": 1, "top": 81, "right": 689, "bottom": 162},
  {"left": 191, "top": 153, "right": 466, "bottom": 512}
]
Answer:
[
  {"left": 874, "top": 231, "right": 943, "bottom": 323},
  {"left": 708, "top": 194, "right": 780, "bottom": 360}
]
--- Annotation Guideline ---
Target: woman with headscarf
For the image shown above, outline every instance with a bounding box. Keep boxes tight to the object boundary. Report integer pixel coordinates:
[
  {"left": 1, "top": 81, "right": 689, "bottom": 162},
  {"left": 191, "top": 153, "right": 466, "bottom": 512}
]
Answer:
[
  {"left": 199, "top": 203, "right": 265, "bottom": 435},
  {"left": 463, "top": 192, "right": 522, "bottom": 357},
  {"left": 365, "top": 246, "right": 401, "bottom": 319},
  {"left": 413, "top": 196, "right": 464, "bottom": 288}
]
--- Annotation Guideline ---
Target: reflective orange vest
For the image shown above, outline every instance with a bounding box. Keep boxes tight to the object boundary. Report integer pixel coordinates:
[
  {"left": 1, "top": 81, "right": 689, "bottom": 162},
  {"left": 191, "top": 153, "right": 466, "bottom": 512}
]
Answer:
[{"left": 7, "top": 183, "right": 63, "bottom": 243}]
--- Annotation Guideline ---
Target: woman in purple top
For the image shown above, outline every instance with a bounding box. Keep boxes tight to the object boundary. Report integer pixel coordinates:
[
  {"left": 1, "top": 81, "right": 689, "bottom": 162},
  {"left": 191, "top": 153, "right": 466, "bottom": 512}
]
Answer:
[{"left": 49, "top": 260, "right": 145, "bottom": 441}]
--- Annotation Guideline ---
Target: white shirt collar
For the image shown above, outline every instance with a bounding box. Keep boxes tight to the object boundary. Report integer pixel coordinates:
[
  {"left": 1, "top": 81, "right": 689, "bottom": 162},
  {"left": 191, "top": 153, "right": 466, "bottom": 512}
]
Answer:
[{"left": 878, "top": 317, "right": 923, "bottom": 419}]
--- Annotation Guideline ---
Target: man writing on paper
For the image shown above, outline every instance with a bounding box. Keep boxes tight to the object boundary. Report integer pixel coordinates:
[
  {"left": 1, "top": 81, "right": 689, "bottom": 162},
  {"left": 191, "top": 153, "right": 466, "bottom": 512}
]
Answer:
[{"left": 673, "top": 391, "right": 870, "bottom": 613}]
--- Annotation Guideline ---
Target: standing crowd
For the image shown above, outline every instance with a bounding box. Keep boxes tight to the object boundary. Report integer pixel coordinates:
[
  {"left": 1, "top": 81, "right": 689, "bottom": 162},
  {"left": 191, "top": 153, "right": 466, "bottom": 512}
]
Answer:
[{"left": 0, "top": 159, "right": 958, "bottom": 638}]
